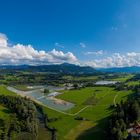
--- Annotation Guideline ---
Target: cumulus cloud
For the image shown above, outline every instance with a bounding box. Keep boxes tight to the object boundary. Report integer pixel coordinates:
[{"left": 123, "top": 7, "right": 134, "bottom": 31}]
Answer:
[
  {"left": 84, "top": 50, "right": 104, "bottom": 55},
  {"left": 0, "top": 33, "right": 8, "bottom": 47},
  {"left": 2, "top": 33, "right": 140, "bottom": 68},
  {"left": 85, "top": 52, "right": 140, "bottom": 68},
  {"left": 0, "top": 33, "right": 77, "bottom": 65}
]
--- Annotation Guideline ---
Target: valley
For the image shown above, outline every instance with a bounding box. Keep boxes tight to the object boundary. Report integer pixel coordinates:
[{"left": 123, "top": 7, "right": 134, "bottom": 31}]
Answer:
[{"left": 0, "top": 65, "right": 138, "bottom": 140}]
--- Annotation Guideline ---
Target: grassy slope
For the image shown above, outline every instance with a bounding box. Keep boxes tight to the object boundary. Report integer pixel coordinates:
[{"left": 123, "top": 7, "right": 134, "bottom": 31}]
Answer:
[
  {"left": 0, "top": 85, "right": 16, "bottom": 96},
  {"left": 105, "top": 74, "right": 133, "bottom": 82},
  {"left": 0, "top": 85, "right": 52, "bottom": 140},
  {"left": 0, "top": 83, "right": 134, "bottom": 140},
  {"left": 13, "top": 85, "right": 31, "bottom": 91},
  {"left": 57, "top": 87, "right": 114, "bottom": 113},
  {"left": 43, "top": 106, "right": 80, "bottom": 139},
  {"left": 0, "top": 105, "right": 11, "bottom": 120},
  {"left": 58, "top": 88, "right": 94, "bottom": 104},
  {"left": 43, "top": 86, "right": 133, "bottom": 140},
  {"left": 63, "top": 76, "right": 98, "bottom": 81},
  {"left": 65, "top": 89, "right": 133, "bottom": 140},
  {"left": 126, "top": 81, "right": 140, "bottom": 86}
]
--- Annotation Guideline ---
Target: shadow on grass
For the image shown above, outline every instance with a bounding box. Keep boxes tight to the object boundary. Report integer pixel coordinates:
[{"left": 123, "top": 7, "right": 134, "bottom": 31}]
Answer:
[
  {"left": 76, "top": 117, "right": 109, "bottom": 140},
  {"left": 2, "top": 108, "right": 11, "bottom": 114},
  {"left": 76, "top": 104, "right": 113, "bottom": 140},
  {"left": 120, "top": 92, "right": 137, "bottom": 101},
  {"left": 76, "top": 91, "right": 136, "bottom": 140},
  {"left": 14, "top": 132, "right": 36, "bottom": 140}
]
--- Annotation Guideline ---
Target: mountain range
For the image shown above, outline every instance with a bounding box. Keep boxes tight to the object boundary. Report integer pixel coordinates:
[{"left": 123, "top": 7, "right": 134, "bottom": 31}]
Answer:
[
  {"left": 0, "top": 63, "right": 97, "bottom": 75},
  {"left": 98, "top": 66, "right": 140, "bottom": 73},
  {"left": 1, "top": 63, "right": 140, "bottom": 74}
]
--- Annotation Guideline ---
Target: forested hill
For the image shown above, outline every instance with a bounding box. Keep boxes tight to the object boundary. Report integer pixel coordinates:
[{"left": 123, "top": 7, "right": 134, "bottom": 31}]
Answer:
[
  {"left": 98, "top": 66, "right": 140, "bottom": 73},
  {"left": 0, "top": 63, "right": 98, "bottom": 75}
]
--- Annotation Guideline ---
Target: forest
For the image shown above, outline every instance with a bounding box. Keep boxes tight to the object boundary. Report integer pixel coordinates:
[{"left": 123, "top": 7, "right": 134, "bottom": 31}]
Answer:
[
  {"left": 0, "top": 95, "right": 38, "bottom": 139},
  {"left": 108, "top": 85, "right": 140, "bottom": 140}
]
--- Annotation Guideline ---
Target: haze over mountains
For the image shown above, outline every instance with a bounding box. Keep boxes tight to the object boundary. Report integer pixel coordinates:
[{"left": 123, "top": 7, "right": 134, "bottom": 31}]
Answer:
[
  {"left": 98, "top": 66, "right": 140, "bottom": 73},
  {"left": 1, "top": 63, "right": 140, "bottom": 73},
  {"left": 0, "top": 63, "right": 97, "bottom": 75}
]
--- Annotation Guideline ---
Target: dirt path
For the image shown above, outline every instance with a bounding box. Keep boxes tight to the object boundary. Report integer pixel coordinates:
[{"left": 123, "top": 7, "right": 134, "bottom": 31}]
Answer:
[
  {"left": 7, "top": 86, "right": 90, "bottom": 116},
  {"left": 113, "top": 92, "right": 120, "bottom": 106},
  {"left": 40, "top": 104, "right": 90, "bottom": 116}
]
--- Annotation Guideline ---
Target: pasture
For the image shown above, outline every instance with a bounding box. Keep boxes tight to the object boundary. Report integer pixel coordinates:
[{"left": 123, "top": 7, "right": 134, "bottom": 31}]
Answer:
[
  {"left": 0, "top": 105, "right": 11, "bottom": 120},
  {"left": 44, "top": 86, "right": 133, "bottom": 139},
  {"left": 0, "top": 84, "right": 134, "bottom": 140}
]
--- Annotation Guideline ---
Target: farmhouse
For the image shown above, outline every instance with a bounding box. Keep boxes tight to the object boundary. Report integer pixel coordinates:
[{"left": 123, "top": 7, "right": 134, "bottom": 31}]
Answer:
[{"left": 128, "top": 123, "right": 140, "bottom": 138}]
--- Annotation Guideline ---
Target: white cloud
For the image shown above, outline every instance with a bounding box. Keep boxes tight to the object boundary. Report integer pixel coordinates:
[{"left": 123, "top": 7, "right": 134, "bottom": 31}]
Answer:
[
  {"left": 84, "top": 50, "right": 104, "bottom": 55},
  {"left": 0, "top": 33, "right": 77, "bottom": 65},
  {"left": 0, "top": 33, "right": 8, "bottom": 47},
  {"left": 2, "top": 33, "right": 140, "bottom": 68},
  {"left": 55, "top": 42, "right": 64, "bottom": 48},
  {"left": 80, "top": 42, "right": 86, "bottom": 48},
  {"left": 84, "top": 52, "right": 140, "bottom": 68}
]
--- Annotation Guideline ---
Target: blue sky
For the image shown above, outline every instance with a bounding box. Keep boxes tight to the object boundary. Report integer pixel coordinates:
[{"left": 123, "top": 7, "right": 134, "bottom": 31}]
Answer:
[{"left": 0, "top": 0, "right": 140, "bottom": 67}]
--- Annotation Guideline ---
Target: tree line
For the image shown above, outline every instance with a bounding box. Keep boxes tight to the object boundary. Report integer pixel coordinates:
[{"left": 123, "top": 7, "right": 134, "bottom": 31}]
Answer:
[
  {"left": 0, "top": 95, "right": 38, "bottom": 139},
  {"left": 108, "top": 95, "right": 140, "bottom": 140}
]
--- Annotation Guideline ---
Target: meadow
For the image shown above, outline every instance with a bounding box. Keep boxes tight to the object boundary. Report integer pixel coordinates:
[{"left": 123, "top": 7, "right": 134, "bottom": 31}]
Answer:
[
  {"left": 43, "top": 86, "right": 133, "bottom": 139},
  {"left": 0, "top": 73, "right": 135, "bottom": 140}
]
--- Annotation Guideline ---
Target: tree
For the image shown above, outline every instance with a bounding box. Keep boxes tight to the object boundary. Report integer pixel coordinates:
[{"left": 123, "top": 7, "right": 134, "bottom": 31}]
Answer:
[
  {"left": 73, "top": 83, "right": 79, "bottom": 89},
  {"left": 116, "top": 130, "right": 123, "bottom": 140},
  {"left": 0, "top": 95, "right": 38, "bottom": 138},
  {"left": 44, "top": 89, "right": 49, "bottom": 95},
  {"left": 132, "top": 101, "right": 140, "bottom": 120}
]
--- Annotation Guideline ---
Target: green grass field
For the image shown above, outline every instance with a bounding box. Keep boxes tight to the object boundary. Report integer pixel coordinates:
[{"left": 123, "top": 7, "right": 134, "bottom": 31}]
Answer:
[
  {"left": 0, "top": 85, "right": 52, "bottom": 140},
  {"left": 57, "top": 87, "right": 115, "bottom": 113},
  {"left": 0, "top": 85, "right": 16, "bottom": 96},
  {"left": 42, "top": 86, "right": 133, "bottom": 140},
  {"left": 13, "top": 85, "right": 32, "bottom": 91},
  {"left": 126, "top": 81, "right": 140, "bottom": 86},
  {"left": 0, "top": 84, "right": 134, "bottom": 140},
  {"left": 63, "top": 75, "right": 98, "bottom": 81},
  {"left": 0, "top": 105, "right": 11, "bottom": 120},
  {"left": 108, "top": 74, "right": 134, "bottom": 82}
]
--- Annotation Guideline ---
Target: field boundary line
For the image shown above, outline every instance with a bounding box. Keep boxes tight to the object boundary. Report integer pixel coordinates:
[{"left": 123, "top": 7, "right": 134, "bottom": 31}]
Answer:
[
  {"left": 40, "top": 104, "right": 90, "bottom": 116},
  {"left": 6, "top": 86, "right": 90, "bottom": 116},
  {"left": 113, "top": 92, "right": 120, "bottom": 106},
  {"left": 95, "top": 105, "right": 109, "bottom": 106},
  {"left": 72, "top": 106, "right": 90, "bottom": 116}
]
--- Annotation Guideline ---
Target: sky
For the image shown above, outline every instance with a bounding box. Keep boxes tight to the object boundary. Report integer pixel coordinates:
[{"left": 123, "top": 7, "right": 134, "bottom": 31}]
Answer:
[{"left": 1, "top": 0, "right": 140, "bottom": 67}]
